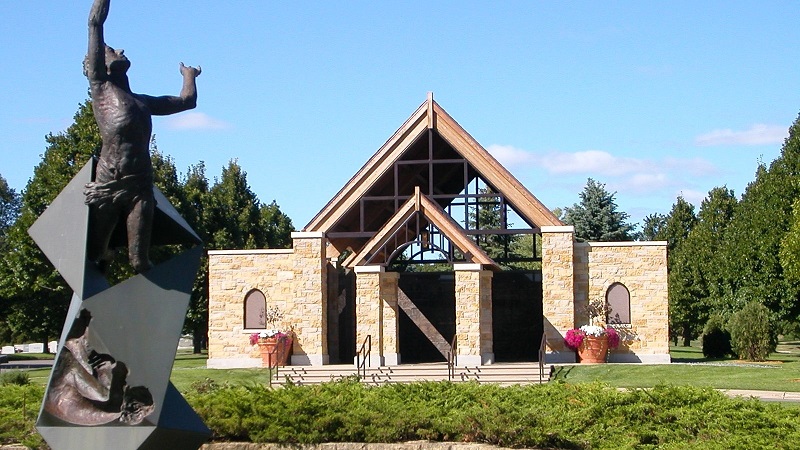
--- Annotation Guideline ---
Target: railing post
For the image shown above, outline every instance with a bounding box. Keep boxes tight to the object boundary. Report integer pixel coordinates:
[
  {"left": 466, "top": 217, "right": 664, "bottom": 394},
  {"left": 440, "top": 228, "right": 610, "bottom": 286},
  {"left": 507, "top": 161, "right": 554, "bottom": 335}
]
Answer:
[
  {"left": 538, "top": 331, "right": 547, "bottom": 384},
  {"left": 356, "top": 334, "right": 372, "bottom": 380}
]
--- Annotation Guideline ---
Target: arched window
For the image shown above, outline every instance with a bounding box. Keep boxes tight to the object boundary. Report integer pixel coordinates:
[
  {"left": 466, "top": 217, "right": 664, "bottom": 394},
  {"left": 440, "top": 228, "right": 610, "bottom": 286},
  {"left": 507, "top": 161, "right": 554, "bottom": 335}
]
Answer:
[
  {"left": 606, "top": 283, "right": 631, "bottom": 325},
  {"left": 244, "top": 289, "right": 267, "bottom": 329}
]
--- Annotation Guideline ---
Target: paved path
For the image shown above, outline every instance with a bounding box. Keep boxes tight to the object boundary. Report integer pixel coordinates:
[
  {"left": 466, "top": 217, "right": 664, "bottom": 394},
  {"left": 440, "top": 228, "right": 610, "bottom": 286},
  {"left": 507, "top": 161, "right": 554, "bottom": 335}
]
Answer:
[{"left": 723, "top": 389, "right": 800, "bottom": 402}]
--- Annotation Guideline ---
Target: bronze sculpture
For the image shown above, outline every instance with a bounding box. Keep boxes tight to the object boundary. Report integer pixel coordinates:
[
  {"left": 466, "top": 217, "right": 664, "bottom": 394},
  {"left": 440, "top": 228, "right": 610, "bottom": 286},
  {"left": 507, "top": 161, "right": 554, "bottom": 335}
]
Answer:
[{"left": 84, "top": 0, "right": 201, "bottom": 272}]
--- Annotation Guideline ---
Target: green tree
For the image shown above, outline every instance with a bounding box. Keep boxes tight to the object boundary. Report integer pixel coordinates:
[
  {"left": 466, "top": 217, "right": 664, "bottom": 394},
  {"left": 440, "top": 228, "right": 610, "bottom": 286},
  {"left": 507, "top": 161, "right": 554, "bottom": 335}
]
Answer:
[
  {"left": 182, "top": 162, "right": 211, "bottom": 353},
  {"left": 637, "top": 213, "right": 667, "bottom": 241},
  {"left": 563, "top": 178, "right": 635, "bottom": 241},
  {"left": 259, "top": 200, "right": 294, "bottom": 249},
  {"left": 0, "top": 100, "right": 100, "bottom": 346},
  {"left": 0, "top": 174, "right": 20, "bottom": 251},
  {"left": 717, "top": 115, "right": 800, "bottom": 332},
  {"left": 468, "top": 187, "right": 516, "bottom": 260},
  {"left": 661, "top": 196, "right": 697, "bottom": 345},
  {"left": 206, "top": 160, "right": 263, "bottom": 250}
]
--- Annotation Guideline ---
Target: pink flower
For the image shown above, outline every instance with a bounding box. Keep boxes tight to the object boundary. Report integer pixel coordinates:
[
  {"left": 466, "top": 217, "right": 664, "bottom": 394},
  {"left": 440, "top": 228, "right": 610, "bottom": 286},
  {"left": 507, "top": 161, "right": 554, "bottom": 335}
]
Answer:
[{"left": 564, "top": 328, "right": 586, "bottom": 350}]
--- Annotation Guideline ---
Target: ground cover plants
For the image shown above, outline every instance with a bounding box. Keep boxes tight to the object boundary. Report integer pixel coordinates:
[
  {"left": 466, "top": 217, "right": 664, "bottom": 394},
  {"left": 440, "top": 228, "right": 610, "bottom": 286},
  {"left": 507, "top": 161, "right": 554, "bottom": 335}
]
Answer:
[
  {"left": 5, "top": 343, "right": 800, "bottom": 448},
  {"left": 188, "top": 379, "right": 800, "bottom": 449}
]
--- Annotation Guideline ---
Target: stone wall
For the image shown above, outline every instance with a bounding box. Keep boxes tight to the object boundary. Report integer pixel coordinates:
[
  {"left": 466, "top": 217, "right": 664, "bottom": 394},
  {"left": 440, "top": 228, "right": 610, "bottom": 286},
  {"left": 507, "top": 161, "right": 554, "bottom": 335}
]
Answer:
[
  {"left": 354, "top": 266, "right": 385, "bottom": 366},
  {"left": 541, "top": 227, "right": 577, "bottom": 362},
  {"left": 583, "top": 241, "right": 669, "bottom": 363},
  {"left": 454, "top": 264, "right": 494, "bottom": 365},
  {"left": 207, "top": 233, "right": 330, "bottom": 368},
  {"left": 207, "top": 249, "right": 296, "bottom": 368}
]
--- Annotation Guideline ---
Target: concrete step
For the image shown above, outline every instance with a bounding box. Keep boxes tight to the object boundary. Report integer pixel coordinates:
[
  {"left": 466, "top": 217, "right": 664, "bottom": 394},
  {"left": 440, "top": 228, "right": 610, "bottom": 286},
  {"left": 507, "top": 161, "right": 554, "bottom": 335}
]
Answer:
[{"left": 273, "top": 363, "right": 552, "bottom": 387}]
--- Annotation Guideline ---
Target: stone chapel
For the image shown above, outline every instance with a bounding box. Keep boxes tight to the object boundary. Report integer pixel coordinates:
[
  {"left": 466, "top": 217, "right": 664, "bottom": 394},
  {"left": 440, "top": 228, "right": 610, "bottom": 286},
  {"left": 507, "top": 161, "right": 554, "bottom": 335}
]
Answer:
[{"left": 207, "top": 94, "right": 669, "bottom": 368}]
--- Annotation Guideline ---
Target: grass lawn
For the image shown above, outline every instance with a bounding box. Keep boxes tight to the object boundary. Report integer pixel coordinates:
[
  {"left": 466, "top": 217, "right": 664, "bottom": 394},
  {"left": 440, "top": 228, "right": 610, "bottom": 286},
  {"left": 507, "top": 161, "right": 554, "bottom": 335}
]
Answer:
[
  {"left": 14, "top": 341, "right": 800, "bottom": 393},
  {"left": 553, "top": 340, "right": 800, "bottom": 392}
]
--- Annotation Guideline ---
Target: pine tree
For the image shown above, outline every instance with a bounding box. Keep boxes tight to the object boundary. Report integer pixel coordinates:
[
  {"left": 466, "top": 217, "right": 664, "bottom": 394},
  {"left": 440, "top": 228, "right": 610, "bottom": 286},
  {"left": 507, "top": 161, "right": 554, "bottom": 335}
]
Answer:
[{"left": 563, "top": 178, "right": 635, "bottom": 241}]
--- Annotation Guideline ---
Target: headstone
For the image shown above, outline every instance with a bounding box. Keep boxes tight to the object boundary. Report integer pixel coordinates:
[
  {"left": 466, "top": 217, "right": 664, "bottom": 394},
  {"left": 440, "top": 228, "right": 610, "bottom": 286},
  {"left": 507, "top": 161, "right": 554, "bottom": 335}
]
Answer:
[
  {"left": 28, "top": 343, "right": 45, "bottom": 353},
  {"left": 48, "top": 341, "right": 59, "bottom": 353},
  {"left": 1, "top": 346, "right": 13, "bottom": 355}
]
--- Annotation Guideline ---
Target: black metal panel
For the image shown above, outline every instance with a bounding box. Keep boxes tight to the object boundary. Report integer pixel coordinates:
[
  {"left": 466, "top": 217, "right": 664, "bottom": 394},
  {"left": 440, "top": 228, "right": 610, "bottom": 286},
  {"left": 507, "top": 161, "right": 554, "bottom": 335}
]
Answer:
[
  {"left": 397, "top": 272, "right": 456, "bottom": 363},
  {"left": 492, "top": 271, "right": 543, "bottom": 362}
]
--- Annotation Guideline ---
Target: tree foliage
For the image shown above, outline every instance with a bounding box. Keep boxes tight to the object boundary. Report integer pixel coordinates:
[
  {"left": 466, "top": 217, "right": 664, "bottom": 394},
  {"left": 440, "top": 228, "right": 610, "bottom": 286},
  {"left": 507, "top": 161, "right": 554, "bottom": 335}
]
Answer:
[
  {"left": 0, "top": 101, "right": 295, "bottom": 349},
  {"left": 0, "top": 100, "right": 100, "bottom": 346},
  {"left": 563, "top": 178, "right": 635, "bottom": 241}
]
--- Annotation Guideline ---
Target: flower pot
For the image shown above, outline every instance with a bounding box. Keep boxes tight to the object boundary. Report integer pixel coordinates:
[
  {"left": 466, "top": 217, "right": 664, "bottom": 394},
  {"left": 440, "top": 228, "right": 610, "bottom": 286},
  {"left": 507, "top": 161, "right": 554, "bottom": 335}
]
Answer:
[
  {"left": 258, "top": 337, "right": 293, "bottom": 367},
  {"left": 578, "top": 334, "right": 609, "bottom": 363}
]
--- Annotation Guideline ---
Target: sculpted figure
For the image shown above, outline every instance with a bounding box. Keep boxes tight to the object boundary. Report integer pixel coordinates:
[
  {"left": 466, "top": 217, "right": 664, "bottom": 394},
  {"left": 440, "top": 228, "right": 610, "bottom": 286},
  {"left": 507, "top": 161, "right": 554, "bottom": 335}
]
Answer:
[
  {"left": 44, "top": 309, "right": 154, "bottom": 426},
  {"left": 84, "top": 0, "right": 200, "bottom": 272}
]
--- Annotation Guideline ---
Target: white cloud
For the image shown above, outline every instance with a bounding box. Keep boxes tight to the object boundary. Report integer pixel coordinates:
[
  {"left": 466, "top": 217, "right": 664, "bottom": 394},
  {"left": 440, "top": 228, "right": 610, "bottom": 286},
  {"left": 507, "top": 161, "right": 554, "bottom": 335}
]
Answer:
[
  {"left": 165, "top": 112, "right": 231, "bottom": 130},
  {"left": 540, "top": 150, "right": 654, "bottom": 176},
  {"left": 486, "top": 144, "right": 537, "bottom": 166},
  {"left": 663, "top": 157, "right": 717, "bottom": 176},
  {"left": 486, "top": 144, "right": 720, "bottom": 198},
  {"left": 695, "top": 124, "right": 787, "bottom": 147},
  {"left": 676, "top": 189, "right": 706, "bottom": 207}
]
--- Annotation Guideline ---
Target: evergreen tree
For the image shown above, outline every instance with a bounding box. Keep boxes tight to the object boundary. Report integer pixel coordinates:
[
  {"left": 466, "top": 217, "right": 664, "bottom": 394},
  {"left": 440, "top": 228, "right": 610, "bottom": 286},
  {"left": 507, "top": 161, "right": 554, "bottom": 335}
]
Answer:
[
  {"left": 718, "top": 114, "right": 800, "bottom": 331},
  {"left": 206, "top": 160, "right": 263, "bottom": 250},
  {"left": 563, "top": 178, "right": 635, "bottom": 241},
  {"left": 661, "top": 196, "right": 697, "bottom": 345},
  {"left": 637, "top": 213, "right": 667, "bottom": 241}
]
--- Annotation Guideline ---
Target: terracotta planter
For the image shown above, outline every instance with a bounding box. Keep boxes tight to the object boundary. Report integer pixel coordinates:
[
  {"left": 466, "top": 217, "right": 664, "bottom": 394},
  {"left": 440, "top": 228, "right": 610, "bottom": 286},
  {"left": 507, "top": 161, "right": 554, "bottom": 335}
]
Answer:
[
  {"left": 258, "top": 337, "right": 293, "bottom": 367},
  {"left": 578, "top": 334, "right": 609, "bottom": 363}
]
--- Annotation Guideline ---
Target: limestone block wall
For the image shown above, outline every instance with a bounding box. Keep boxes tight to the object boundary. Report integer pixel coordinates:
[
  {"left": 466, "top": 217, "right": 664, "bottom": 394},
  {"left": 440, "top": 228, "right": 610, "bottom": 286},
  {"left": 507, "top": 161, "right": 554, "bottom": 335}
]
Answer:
[
  {"left": 454, "top": 264, "right": 494, "bottom": 365},
  {"left": 207, "top": 232, "right": 330, "bottom": 368},
  {"left": 207, "top": 249, "right": 296, "bottom": 368},
  {"left": 354, "top": 266, "right": 386, "bottom": 366},
  {"left": 585, "top": 241, "right": 669, "bottom": 363},
  {"left": 290, "top": 232, "right": 328, "bottom": 365},
  {"left": 541, "top": 226, "right": 577, "bottom": 362}
]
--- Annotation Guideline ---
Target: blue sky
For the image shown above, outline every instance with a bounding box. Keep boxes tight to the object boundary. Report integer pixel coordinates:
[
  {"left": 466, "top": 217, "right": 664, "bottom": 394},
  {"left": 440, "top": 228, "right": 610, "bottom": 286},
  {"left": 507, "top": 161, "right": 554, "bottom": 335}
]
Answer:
[{"left": 2, "top": 1, "right": 798, "bottom": 230}]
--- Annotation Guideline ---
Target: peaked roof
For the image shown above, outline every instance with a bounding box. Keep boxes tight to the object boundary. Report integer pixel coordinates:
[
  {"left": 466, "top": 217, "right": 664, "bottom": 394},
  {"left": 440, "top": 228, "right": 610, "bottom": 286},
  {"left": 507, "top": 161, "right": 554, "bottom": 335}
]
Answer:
[
  {"left": 343, "top": 187, "right": 499, "bottom": 270},
  {"left": 304, "top": 93, "right": 563, "bottom": 260}
]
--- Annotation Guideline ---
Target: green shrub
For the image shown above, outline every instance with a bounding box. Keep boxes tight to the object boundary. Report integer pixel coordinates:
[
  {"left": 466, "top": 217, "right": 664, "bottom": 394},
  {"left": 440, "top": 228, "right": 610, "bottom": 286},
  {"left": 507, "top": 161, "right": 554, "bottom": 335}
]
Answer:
[
  {"left": 702, "top": 314, "right": 733, "bottom": 358},
  {"left": 728, "top": 302, "right": 777, "bottom": 361},
  {"left": 186, "top": 380, "right": 800, "bottom": 449},
  {"left": 0, "top": 384, "right": 45, "bottom": 448},
  {"left": 0, "top": 371, "right": 30, "bottom": 386}
]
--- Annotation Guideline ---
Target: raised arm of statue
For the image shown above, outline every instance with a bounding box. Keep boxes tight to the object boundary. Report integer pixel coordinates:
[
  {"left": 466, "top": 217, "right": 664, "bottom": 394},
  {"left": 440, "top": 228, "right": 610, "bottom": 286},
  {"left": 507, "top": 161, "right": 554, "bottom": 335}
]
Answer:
[
  {"left": 138, "top": 63, "right": 202, "bottom": 116},
  {"left": 87, "top": 0, "right": 110, "bottom": 81}
]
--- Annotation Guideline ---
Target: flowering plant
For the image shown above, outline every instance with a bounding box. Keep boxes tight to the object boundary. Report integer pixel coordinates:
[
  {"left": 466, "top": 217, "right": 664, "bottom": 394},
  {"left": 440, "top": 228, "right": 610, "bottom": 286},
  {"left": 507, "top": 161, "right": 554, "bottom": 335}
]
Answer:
[
  {"left": 564, "top": 325, "right": 620, "bottom": 350},
  {"left": 249, "top": 306, "right": 293, "bottom": 345},
  {"left": 249, "top": 330, "right": 292, "bottom": 345}
]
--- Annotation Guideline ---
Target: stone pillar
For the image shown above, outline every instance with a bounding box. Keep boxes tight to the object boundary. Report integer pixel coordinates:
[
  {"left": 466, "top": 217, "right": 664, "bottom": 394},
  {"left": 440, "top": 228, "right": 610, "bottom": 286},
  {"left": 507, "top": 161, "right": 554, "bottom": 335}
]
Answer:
[
  {"left": 454, "top": 264, "right": 494, "bottom": 366},
  {"left": 290, "top": 232, "right": 329, "bottom": 365},
  {"left": 354, "top": 265, "right": 385, "bottom": 366},
  {"left": 541, "top": 226, "right": 577, "bottom": 363},
  {"left": 380, "top": 271, "right": 401, "bottom": 365}
]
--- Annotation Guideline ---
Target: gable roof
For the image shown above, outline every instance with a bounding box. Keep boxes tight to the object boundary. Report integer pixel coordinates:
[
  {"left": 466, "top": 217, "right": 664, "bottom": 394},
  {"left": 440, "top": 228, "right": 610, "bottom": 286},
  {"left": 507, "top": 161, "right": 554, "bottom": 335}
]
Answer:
[
  {"left": 304, "top": 93, "right": 562, "bottom": 259},
  {"left": 343, "top": 187, "right": 499, "bottom": 270}
]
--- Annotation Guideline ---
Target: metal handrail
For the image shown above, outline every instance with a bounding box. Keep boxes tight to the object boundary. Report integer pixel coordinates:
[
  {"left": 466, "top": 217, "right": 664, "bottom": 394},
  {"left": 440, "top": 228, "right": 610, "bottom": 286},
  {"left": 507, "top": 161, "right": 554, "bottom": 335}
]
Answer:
[
  {"left": 355, "top": 335, "right": 371, "bottom": 379},
  {"left": 267, "top": 342, "right": 283, "bottom": 387},
  {"left": 538, "top": 331, "right": 547, "bottom": 384},
  {"left": 446, "top": 335, "right": 457, "bottom": 381}
]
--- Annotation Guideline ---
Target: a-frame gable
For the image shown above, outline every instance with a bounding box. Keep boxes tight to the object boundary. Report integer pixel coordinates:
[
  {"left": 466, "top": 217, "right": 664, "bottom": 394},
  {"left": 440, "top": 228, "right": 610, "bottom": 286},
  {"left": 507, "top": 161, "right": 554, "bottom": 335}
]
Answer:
[
  {"left": 304, "top": 93, "right": 562, "bottom": 260},
  {"left": 343, "top": 187, "right": 499, "bottom": 270}
]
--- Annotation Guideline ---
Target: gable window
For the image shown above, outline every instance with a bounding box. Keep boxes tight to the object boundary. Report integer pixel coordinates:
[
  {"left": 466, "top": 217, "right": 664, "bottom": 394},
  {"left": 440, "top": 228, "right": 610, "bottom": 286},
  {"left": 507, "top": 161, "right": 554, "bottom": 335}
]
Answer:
[
  {"left": 606, "top": 283, "right": 631, "bottom": 325},
  {"left": 244, "top": 289, "right": 267, "bottom": 329}
]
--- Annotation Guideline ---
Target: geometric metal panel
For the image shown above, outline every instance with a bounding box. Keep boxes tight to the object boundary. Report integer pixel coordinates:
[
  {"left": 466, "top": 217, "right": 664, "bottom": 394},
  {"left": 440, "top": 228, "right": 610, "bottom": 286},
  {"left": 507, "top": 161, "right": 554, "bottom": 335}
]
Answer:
[{"left": 31, "top": 161, "right": 210, "bottom": 450}]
